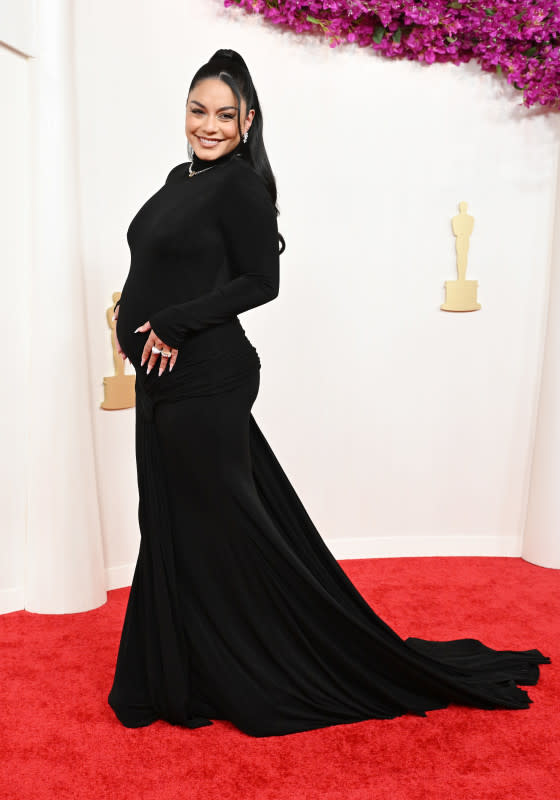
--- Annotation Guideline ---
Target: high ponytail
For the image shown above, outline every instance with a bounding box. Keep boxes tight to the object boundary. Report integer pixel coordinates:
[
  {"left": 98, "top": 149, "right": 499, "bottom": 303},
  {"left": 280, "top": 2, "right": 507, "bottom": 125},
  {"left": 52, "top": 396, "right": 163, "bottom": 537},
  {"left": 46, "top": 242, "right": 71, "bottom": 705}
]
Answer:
[{"left": 187, "top": 49, "right": 285, "bottom": 254}]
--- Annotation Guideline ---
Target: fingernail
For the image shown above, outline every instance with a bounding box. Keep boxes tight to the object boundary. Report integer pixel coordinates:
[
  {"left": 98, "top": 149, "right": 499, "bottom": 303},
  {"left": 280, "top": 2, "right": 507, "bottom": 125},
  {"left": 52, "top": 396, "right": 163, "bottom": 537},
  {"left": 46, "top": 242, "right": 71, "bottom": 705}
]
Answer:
[
  {"left": 169, "top": 363, "right": 174, "bottom": 372},
  {"left": 140, "top": 358, "right": 145, "bottom": 366},
  {"left": 134, "top": 327, "right": 141, "bottom": 333},
  {"left": 112, "top": 314, "right": 116, "bottom": 321},
  {"left": 146, "top": 365, "right": 152, "bottom": 375},
  {"left": 158, "top": 367, "right": 163, "bottom": 377}
]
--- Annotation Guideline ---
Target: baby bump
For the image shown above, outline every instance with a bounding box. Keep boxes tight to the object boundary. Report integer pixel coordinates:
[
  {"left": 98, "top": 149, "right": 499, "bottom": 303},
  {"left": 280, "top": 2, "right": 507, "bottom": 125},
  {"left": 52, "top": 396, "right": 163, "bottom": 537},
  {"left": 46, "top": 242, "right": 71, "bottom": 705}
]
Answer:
[
  {"left": 115, "top": 301, "right": 148, "bottom": 370},
  {"left": 126, "top": 314, "right": 261, "bottom": 419},
  {"left": 117, "top": 303, "right": 258, "bottom": 369}
]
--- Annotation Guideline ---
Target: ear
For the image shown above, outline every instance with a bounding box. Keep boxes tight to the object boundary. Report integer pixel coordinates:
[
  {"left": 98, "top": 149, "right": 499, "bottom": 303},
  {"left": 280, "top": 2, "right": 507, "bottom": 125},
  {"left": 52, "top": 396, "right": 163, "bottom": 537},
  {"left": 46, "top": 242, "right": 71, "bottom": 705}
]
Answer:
[{"left": 244, "top": 108, "right": 256, "bottom": 135}]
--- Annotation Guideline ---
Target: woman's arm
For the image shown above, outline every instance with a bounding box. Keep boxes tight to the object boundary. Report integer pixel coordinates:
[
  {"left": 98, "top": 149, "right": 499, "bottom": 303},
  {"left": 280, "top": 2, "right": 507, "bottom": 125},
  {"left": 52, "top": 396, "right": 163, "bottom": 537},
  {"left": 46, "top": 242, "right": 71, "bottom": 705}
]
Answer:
[{"left": 149, "top": 165, "right": 280, "bottom": 349}]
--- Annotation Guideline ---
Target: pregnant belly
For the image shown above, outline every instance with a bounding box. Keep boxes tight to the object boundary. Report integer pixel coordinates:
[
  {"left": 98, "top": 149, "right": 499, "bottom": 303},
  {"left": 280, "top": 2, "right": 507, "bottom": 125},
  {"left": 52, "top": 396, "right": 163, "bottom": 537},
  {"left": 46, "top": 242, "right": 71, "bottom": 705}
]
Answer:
[
  {"left": 116, "top": 298, "right": 261, "bottom": 419},
  {"left": 116, "top": 301, "right": 150, "bottom": 370}
]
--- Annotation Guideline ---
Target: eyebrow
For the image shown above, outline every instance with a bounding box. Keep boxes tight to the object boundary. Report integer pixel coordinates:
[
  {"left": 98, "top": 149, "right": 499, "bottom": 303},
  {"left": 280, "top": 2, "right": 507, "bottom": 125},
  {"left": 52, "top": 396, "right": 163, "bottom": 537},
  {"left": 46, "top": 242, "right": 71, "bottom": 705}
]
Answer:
[{"left": 189, "top": 100, "right": 238, "bottom": 112}]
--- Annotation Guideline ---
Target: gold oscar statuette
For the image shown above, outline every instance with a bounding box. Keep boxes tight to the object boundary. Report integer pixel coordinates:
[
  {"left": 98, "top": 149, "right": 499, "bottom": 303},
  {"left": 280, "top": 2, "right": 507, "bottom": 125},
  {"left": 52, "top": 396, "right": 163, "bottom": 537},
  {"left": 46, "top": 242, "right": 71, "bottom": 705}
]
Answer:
[
  {"left": 441, "top": 201, "right": 481, "bottom": 312},
  {"left": 100, "top": 292, "right": 136, "bottom": 410}
]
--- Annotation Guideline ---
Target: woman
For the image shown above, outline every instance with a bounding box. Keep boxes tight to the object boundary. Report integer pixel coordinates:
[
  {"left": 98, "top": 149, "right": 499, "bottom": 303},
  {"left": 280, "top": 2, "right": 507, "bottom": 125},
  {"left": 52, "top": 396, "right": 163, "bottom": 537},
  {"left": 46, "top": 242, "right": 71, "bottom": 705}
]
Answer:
[{"left": 108, "top": 49, "right": 549, "bottom": 737}]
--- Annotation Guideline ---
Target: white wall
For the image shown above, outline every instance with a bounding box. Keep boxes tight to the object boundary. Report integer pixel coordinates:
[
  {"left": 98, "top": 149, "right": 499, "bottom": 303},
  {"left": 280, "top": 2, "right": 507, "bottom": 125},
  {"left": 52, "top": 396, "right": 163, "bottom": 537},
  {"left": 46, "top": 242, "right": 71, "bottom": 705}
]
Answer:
[
  {"left": 0, "top": 36, "right": 31, "bottom": 613},
  {"left": 75, "top": 0, "right": 559, "bottom": 580},
  {"left": 523, "top": 140, "right": 560, "bottom": 569},
  {"left": 0, "top": 0, "right": 35, "bottom": 54},
  {"left": 1, "top": 0, "right": 559, "bottom": 612}
]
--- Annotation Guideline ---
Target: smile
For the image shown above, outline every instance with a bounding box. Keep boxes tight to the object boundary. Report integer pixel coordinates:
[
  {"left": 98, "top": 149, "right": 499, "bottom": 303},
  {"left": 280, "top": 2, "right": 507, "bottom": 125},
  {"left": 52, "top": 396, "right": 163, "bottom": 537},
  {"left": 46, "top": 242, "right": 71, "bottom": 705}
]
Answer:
[{"left": 197, "top": 136, "right": 223, "bottom": 147}]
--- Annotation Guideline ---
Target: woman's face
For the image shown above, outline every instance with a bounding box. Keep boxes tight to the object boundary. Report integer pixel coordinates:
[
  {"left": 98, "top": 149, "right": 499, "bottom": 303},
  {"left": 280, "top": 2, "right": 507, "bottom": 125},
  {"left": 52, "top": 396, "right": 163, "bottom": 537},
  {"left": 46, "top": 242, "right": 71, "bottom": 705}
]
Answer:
[{"left": 185, "top": 77, "right": 255, "bottom": 161}]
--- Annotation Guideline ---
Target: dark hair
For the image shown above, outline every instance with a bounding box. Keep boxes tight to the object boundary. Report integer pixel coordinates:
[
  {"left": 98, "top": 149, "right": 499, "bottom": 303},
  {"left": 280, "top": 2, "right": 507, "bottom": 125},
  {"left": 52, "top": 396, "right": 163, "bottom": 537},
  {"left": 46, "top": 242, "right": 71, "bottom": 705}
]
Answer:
[{"left": 187, "top": 48, "right": 285, "bottom": 254}]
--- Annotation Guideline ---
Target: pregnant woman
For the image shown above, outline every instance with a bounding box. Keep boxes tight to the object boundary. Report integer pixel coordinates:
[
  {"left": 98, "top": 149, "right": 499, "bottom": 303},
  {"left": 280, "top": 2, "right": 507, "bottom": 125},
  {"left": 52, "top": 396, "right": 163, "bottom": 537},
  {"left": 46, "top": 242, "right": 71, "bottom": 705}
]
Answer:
[{"left": 107, "top": 49, "right": 550, "bottom": 737}]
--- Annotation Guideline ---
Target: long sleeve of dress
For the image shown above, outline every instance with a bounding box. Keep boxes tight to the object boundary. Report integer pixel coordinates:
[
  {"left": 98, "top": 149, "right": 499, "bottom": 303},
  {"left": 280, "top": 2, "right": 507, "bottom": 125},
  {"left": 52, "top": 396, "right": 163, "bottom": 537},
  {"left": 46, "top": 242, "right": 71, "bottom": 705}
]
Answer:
[{"left": 149, "top": 165, "right": 280, "bottom": 349}]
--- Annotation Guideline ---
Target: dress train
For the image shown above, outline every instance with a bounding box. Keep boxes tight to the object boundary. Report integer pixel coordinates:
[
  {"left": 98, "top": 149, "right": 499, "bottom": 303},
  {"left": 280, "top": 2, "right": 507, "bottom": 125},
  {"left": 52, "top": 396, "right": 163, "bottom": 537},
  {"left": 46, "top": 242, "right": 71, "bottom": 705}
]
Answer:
[{"left": 108, "top": 370, "right": 550, "bottom": 737}]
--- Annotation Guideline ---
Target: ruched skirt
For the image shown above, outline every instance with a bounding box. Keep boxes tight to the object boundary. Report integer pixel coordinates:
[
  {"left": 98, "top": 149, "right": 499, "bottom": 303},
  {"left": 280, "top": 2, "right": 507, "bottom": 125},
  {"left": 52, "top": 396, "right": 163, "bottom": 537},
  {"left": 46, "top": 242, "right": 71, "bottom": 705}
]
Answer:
[{"left": 108, "top": 319, "right": 550, "bottom": 737}]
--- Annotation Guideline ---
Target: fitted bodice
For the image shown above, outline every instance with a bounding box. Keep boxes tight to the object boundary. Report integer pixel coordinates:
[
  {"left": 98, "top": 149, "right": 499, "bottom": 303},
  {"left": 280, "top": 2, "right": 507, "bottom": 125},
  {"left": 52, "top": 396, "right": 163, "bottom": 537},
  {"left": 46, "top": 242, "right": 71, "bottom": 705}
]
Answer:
[{"left": 115, "top": 153, "right": 279, "bottom": 412}]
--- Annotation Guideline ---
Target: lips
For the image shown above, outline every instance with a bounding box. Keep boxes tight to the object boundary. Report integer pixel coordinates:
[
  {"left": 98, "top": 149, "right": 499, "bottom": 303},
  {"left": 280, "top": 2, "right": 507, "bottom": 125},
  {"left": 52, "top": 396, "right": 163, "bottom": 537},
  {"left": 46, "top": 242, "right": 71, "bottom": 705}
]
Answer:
[{"left": 197, "top": 136, "right": 223, "bottom": 147}]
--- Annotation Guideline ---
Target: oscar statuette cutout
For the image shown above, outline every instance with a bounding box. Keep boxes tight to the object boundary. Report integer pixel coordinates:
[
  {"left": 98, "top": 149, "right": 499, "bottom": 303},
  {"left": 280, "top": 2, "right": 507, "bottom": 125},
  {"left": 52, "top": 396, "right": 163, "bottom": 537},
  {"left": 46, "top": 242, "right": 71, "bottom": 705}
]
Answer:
[
  {"left": 100, "top": 292, "right": 135, "bottom": 410},
  {"left": 441, "top": 201, "right": 481, "bottom": 312}
]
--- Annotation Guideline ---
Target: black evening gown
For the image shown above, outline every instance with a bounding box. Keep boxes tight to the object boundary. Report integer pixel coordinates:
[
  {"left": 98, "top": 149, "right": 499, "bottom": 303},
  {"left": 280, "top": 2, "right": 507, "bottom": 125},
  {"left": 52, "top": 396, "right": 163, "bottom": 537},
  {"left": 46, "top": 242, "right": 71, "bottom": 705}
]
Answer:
[{"left": 107, "top": 147, "right": 550, "bottom": 737}]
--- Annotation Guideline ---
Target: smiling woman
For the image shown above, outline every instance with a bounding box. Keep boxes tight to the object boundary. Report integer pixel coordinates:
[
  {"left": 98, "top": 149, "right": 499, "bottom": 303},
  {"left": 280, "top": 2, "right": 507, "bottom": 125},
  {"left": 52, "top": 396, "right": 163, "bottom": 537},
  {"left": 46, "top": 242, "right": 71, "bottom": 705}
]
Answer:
[
  {"left": 128, "top": 76, "right": 259, "bottom": 373},
  {"left": 107, "top": 48, "right": 550, "bottom": 739},
  {"left": 186, "top": 80, "right": 254, "bottom": 159}
]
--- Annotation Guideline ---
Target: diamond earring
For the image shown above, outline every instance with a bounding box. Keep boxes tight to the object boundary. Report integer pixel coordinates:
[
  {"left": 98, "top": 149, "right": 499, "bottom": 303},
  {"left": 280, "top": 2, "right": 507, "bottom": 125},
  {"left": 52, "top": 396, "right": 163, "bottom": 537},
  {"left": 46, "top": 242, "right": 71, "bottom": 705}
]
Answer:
[{"left": 243, "top": 131, "right": 249, "bottom": 144}]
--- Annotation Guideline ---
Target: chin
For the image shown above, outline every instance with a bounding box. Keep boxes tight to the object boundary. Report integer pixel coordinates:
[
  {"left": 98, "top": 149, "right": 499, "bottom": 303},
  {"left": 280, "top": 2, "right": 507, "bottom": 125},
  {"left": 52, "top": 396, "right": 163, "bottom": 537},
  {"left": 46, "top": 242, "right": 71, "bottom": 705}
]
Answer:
[{"left": 193, "top": 150, "right": 222, "bottom": 161}]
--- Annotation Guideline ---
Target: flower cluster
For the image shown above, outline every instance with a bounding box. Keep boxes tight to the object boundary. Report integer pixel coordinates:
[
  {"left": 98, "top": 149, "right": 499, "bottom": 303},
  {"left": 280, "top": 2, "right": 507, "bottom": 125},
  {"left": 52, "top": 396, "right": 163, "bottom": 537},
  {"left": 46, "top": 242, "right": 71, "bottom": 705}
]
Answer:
[{"left": 223, "top": 0, "right": 560, "bottom": 109}]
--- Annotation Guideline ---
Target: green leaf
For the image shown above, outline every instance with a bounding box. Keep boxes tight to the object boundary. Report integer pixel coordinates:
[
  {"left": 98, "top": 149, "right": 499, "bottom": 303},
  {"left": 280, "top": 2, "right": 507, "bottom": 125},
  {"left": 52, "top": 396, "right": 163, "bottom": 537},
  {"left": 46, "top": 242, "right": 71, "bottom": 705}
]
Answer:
[
  {"left": 525, "top": 46, "right": 538, "bottom": 57},
  {"left": 393, "top": 27, "right": 402, "bottom": 43},
  {"left": 306, "top": 15, "right": 322, "bottom": 25},
  {"left": 496, "top": 64, "right": 502, "bottom": 75},
  {"left": 449, "top": 2, "right": 462, "bottom": 8},
  {"left": 484, "top": 7, "right": 496, "bottom": 16},
  {"left": 373, "top": 24, "right": 386, "bottom": 43}
]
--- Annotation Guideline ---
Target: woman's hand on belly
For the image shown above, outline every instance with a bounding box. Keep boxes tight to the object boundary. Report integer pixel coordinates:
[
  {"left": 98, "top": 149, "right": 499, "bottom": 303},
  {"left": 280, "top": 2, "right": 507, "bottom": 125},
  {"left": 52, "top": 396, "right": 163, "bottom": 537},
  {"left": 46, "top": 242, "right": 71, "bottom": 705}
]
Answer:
[{"left": 135, "top": 320, "right": 179, "bottom": 377}]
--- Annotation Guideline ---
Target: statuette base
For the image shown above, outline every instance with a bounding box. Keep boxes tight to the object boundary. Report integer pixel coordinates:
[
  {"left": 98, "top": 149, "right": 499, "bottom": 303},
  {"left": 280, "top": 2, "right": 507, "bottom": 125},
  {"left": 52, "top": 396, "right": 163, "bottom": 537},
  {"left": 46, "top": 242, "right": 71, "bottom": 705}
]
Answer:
[
  {"left": 101, "top": 375, "right": 136, "bottom": 410},
  {"left": 441, "top": 279, "right": 481, "bottom": 312}
]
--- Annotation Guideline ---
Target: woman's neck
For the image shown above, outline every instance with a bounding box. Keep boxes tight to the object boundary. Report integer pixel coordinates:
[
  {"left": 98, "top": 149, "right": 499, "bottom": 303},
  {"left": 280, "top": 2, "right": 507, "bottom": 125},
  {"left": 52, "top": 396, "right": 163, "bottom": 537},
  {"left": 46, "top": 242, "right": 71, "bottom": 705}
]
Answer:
[{"left": 191, "top": 140, "right": 244, "bottom": 172}]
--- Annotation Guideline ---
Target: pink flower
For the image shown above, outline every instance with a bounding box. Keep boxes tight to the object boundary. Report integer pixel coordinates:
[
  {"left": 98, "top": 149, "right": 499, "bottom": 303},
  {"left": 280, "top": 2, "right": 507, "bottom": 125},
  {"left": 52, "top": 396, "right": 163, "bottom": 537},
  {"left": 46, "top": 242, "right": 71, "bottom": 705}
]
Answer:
[{"left": 224, "top": 0, "right": 560, "bottom": 110}]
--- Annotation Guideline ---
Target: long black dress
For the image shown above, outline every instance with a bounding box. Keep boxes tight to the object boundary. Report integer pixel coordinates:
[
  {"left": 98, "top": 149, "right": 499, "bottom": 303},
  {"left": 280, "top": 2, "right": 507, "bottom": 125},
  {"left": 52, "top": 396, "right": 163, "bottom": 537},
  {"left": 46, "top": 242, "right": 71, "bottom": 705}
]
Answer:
[{"left": 108, "top": 146, "right": 550, "bottom": 737}]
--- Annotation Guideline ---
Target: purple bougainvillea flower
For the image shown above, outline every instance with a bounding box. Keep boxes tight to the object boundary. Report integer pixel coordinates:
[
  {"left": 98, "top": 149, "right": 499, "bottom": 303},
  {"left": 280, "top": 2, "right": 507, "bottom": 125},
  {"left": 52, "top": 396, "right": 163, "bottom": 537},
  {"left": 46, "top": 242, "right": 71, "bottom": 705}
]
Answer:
[{"left": 224, "top": 0, "right": 560, "bottom": 110}]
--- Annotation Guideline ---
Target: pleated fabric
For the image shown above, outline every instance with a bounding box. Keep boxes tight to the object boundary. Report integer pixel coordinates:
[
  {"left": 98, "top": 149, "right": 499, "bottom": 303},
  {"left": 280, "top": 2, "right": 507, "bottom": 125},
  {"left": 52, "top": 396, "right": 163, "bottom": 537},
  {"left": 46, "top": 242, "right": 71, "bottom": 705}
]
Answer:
[{"left": 107, "top": 321, "right": 550, "bottom": 737}]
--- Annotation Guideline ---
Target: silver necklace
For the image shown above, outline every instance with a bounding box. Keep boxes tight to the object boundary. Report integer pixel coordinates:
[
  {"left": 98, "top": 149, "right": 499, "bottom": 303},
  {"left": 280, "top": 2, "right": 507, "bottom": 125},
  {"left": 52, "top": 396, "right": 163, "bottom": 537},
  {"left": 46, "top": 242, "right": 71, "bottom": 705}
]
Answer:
[
  {"left": 188, "top": 152, "right": 242, "bottom": 178},
  {"left": 188, "top": 161, "right": 217, "bottom": 178}
]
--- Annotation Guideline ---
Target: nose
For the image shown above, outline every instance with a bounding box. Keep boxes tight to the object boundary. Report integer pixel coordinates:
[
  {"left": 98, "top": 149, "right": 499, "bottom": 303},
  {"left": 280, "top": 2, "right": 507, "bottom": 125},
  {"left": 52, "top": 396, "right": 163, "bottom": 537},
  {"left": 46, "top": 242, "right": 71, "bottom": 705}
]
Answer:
[{"left": 201, "top": 114, "right": 219, "bottom": 135}]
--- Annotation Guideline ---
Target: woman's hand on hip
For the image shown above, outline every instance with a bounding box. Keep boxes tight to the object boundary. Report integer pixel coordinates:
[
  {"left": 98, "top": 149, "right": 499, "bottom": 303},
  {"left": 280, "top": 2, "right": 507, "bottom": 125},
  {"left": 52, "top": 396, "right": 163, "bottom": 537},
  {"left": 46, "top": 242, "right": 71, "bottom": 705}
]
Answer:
[{"left": 135, "top": 321, "right": 178, "bottom": 376}]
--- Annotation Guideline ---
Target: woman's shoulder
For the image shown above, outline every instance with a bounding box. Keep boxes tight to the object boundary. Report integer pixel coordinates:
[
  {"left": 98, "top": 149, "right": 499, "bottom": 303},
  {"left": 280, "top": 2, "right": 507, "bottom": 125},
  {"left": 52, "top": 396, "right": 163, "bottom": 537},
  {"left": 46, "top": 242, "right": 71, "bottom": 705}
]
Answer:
[
  {"left": 225, "top": 154, "right": 259, "bottom": 179},
  {"left": 221, "top": 156, "right": 272, "bottom": 203},
  {"left": 164, "top": 162, "right": 189, "bottom": 184}
]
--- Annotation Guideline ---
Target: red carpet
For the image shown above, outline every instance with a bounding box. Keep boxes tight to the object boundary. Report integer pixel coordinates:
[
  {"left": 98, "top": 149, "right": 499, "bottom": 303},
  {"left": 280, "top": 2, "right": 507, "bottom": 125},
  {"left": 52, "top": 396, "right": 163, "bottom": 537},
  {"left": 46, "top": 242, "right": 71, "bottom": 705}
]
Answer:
[{"left": 1, "top": 557, "right": 557, "bottom": 800}]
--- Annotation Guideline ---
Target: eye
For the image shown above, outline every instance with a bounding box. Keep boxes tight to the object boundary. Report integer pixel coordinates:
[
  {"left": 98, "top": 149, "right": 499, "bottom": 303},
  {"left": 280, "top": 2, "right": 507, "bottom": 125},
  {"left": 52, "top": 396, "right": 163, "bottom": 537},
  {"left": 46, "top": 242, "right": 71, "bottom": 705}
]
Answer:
[
  {"left": 190, "top": 108, "right": 203, "bottom": 115},
  {"left": 220, "top": 114, "right": 235, "bottom": 120}
]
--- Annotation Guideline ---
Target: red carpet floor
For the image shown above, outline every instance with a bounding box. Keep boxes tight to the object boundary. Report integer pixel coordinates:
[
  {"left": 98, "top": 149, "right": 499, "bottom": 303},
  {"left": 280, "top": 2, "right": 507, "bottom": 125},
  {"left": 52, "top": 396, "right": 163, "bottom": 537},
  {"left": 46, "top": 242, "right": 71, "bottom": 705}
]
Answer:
[{"left": 1, "top": 556, "right": 558, "bottom": 800}]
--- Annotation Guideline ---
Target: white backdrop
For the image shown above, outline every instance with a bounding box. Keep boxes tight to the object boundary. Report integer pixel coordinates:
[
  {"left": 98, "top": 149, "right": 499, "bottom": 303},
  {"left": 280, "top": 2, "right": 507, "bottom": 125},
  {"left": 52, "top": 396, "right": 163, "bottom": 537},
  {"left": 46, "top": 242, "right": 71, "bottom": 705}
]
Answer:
[{"left": 1, "top": 0, "right": 559, "bottom": 613}]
